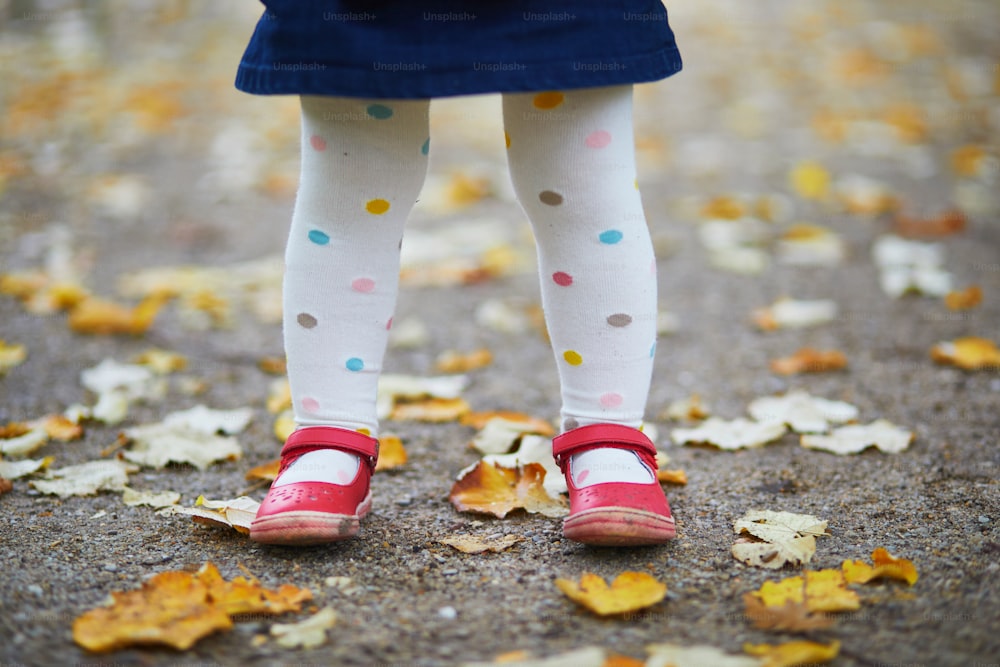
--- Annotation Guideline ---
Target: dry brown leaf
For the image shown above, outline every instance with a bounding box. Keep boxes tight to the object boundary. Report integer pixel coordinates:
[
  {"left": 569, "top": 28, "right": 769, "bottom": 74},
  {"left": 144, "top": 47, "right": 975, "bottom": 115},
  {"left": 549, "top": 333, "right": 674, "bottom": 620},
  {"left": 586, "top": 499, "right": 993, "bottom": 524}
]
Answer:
[
  {"left": 892, "top": 208, "right": 966, "bottom": 237},
  {"left": 555, "top": 572, "right": 667, "bottom": 617},
  {"left": 68, "top": 293, "right": 171, "bottom": 336},
  {"left": 171, "top": 496, "right": 261, "bottom": 535},
  {"left": 36, "top": 414, "right": 84, "bottom": 442},
  {"left": 434, "top": 348, "right": 493, "bottom": 373},
  {"left": 438, "top": 534, "right": 523, "bottom": 554},
  {"left": 930, "top": 336, "right": 1000, "bottom": 370},
  {"left": 743, "top": 640, "right": 840, "bottom": 667},
  {"left": 661, "top": 394, "right": 711, "bottom": 421},
  {"left": 732, "top": 510, "right": 828, "bottom": 569},
  {"left": 258, "top": 356, "right": 287, "bottom": 375},
  {"left": 842, "top": 547, "right": 918, "bottom": 586},
  {"left": 0, "top": 477, "right": 12, "bottom": 495},
  {"left": 769, "top": 348, "right": 848, "bottom": 375},
  {"left": 742, "top": 593, "right": 833, "bottom": 632},
  {"left": 944, "top": 285, "right": 982, "bottom": 310},
  {"left": 449, "top": 461, "right": 566, "bottom": 518},
  {"left": 390, "top": 396, "right": 471, "bottom": 422}
]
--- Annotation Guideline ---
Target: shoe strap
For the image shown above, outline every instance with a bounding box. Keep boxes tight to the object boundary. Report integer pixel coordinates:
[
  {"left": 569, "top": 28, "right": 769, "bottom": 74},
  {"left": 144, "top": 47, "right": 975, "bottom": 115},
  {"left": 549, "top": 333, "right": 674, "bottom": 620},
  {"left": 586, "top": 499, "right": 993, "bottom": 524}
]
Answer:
[
  {"left": 280, "top": 426, "right": 379, "bottom": 472},
  {"left": 552, "top": 423, "right": 658, "bottom": 472}
]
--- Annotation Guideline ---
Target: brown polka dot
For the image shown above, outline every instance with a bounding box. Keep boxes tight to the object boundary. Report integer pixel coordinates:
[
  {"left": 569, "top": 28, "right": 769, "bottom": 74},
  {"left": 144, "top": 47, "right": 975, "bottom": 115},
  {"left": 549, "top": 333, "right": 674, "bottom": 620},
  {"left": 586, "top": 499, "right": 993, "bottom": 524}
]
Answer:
[
  {"left": 297, "top": 313, "right": 318, "bottom": 329},
  {"left": 607, "top": 313, "right": 633, "bottom": 327},
  {"left": 563, "top": 417, "right": 580, "bottom": 431},
  {"left": 539, "top": 190, "right": 563, "bottom": 206}
]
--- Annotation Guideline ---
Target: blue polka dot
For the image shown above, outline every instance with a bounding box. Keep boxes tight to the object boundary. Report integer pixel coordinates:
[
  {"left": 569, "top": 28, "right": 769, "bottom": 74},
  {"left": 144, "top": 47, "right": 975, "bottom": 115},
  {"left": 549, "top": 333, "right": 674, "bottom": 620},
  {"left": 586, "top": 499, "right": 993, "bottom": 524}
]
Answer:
[
  {"left": 346, "top": 357, "right": 364, "bottom": 372},
  {"left": 367, "top": 104, "right": 393, "bottom": 120},
  {"left": 308, "top": 229, "right": 330, "bottom": 245},
  {"left": 650, "top": 342, "right": 657, "bottom": 358},
  {"left": 599, "top": 229, "right": 624, "bottom": 245},
  {"left": 421, "top": 137, "right": 430, "bottom": 156}
]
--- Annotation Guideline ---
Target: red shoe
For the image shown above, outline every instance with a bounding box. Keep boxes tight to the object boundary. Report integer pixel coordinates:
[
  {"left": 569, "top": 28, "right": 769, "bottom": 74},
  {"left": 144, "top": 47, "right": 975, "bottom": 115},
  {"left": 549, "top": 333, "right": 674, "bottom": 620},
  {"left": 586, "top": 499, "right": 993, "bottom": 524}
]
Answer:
[
  {"left": 553, "top": 423, "right": 676, "bottom": 546},
  {"left": 250, "top": 426, "right": 379, "bottom": 546}
]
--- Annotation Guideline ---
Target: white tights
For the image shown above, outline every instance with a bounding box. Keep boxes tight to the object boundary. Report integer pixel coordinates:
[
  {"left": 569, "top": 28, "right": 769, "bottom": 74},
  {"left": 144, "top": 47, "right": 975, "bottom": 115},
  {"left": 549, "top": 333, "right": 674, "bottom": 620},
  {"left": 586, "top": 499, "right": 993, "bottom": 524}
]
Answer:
[{"left": 277, "top": 87, "right": 656, "bottom": 488}]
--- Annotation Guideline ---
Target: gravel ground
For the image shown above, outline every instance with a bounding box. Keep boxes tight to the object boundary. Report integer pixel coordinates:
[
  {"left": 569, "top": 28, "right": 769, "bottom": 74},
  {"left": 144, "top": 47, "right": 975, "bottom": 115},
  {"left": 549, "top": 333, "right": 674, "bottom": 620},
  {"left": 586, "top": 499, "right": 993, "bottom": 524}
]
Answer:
[{"left": 1, "top": 2, "right": 999, "bottom": 666}]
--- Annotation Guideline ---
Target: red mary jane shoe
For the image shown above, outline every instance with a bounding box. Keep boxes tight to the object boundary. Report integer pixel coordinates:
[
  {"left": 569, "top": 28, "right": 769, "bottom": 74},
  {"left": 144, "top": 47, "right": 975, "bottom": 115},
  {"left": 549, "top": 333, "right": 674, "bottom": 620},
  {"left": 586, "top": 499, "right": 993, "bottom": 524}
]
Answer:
[
  {"left": 250, "top": 426, "right": 379, "bottom": 546},
  {"left": 553, "top": 423, "right": 676, "bottom": 546}
]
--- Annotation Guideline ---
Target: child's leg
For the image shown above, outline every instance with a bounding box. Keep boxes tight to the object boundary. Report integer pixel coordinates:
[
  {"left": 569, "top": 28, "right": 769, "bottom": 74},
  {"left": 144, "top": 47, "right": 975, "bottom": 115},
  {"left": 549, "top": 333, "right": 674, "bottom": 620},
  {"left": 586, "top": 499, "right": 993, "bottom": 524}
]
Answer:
[
  {"left": 278, "top": 95, "right": 430, "bottom": 486},
  {"left": 502, "top": 86, "right": 657, "bottom": 487}
]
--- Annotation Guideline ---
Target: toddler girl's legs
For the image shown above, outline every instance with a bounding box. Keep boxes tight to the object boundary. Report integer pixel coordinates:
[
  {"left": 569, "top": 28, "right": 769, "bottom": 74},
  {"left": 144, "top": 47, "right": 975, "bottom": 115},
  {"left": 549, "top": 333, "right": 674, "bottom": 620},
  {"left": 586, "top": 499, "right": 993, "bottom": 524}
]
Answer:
[
  {"left": 503, "top": 86, "right": 658, "bottom": 485},
  {"left": 279, "top": 95, "right": 430, "bottom": 484}
]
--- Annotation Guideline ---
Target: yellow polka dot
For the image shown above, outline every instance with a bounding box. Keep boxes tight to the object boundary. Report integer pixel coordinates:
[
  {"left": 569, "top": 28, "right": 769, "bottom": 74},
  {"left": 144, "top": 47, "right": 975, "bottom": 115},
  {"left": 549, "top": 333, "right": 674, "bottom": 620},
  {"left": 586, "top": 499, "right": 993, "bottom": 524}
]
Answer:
[
  {"left": 563, "top": 350, "right": 583, "bottom": 366},
  {"left": 504, "top": 131, "right": 511, "bottom": 149},
  {"left": 366, "top": 198, "right": 390, "bottom": 215},
  {"left": 357, "top": 428, "right": 371, "bottom": 436},
  {"left": 634, "top": 179, "right": 639, "bottom": 190},
  {"left": 533, "top": 91, "right": 564, "bottom": 110}
]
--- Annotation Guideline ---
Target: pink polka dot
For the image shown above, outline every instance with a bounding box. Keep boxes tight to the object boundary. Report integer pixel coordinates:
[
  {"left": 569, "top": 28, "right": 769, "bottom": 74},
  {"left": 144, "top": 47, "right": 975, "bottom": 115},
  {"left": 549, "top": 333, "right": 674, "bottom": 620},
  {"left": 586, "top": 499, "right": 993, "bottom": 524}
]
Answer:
[
  {"left": 386, "top": 317, "right": 393, "bottom": 330},
  {"left": 600, "top": 392, "right": 624, "bottom": 408},
  {"left": 552, "top": 271, "right": 573, "bottom": 286},
  {"left": 576, "top": 470, "right": 590, "bottom": 485},
  {"left": 585, "top": 130, "right": 612, "bottom": 149},
  {"left": 650, "top": 259, "right": 658, "bottom": 275},
  {"left": 337, "top": 469, "right": 353, "bottom": 484},
  {"left": 351, "top": 277, "right": 376, "bottom": 293},
  {"left": 301, "top": 397, "right": 320, "bottom": 413},
  {"left": 310, "top": 135, "right": 327, "bottom": 151}
]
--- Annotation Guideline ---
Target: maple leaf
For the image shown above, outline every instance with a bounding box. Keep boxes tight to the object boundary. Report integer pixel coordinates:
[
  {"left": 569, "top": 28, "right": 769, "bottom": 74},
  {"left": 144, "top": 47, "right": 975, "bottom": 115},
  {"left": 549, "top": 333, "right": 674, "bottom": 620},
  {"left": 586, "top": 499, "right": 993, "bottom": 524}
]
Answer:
[
  {"left": 743, "top": 639, "right": 840, "bottom": 667},
  {"left": 769, "top": 348, "right": 848, "bottom": 375},
  {"left": 484, "top": 434, "right": 566, "bottom": 496},
  {"left": 732, "top": 510, "right": 828, "bottom": 569},
  {"left": 747, "top": 390, "right": 858, "bottom": 434},
  {"left": 751, "top": 569, "right": 860, "bottom": 613},
  {"left": 842, "top": 547, "right": 918, "bottom": 586},
  {"left": 438, "top": 534, "right": 523, "bottom": 554},
  {"left": 671, "top": 417, "right": 787, "bottom": 450},
  {"left": 555, "top": 572, "right": 667, "bottom": 617},
  {"left": 195, "top": 563, "right": 312, "bottom": 617},
  {"left": 800, "top": 420, "right": 914, "bottom": 455},
  {"left": 930, "top": 336, "right": 1000, "bottom": 370},
  {"left": 449, "top": 461, "right": 566, "bottom": 519},
  {"left": 742, "top": 593, "right": 833, "bottom": 632},
  {"left": 30, "top": 460, "right": 137, "bottom": 498}
]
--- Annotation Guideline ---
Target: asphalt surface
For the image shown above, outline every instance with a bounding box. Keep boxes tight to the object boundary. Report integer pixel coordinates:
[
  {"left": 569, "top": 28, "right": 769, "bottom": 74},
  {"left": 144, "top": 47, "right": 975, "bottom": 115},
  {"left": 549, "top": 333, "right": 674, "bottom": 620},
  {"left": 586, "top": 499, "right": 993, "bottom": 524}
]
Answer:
[{"left": 1, "top": 2, "right": 998, "bottom": 666}]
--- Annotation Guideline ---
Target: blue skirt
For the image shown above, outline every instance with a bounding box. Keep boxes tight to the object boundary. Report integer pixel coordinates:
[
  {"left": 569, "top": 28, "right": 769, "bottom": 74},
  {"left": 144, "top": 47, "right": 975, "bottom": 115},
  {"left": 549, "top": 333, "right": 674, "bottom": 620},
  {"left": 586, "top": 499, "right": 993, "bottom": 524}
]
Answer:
[{"left": 235, "top": 1, "right": 682, "bottom": 99}]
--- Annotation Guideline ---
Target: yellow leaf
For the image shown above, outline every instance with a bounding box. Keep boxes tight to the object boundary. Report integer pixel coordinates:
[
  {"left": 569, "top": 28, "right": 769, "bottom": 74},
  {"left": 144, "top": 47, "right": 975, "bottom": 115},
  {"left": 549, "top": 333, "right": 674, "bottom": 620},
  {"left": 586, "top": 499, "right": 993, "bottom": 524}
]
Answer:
[
  {"left": 267, "top": 379, "right": 292, "bottom": 414},
  {"left": 434, "top": 348, "right": 493, "bottom": 373},
  {"left": 743, "top": 640, "right": 840, "bottom": 667},
  {"left": 37, "top": 414, "right": 83, "bottom": 442},
  {"left": 944, "top": 285, "right": 982, "bottom": 311},
  {"left": 194, "top": 563, "right": 312, "bottom": 617},
  {"left": 843, "top": 547, "right": 918, "bottom": 586},
  {"left": 769, "top": 348, "right": 848, "bottom": 375},
  {"left": 449, "top": 461, "right": 566, "bottom": 519},
  {"left": 460, "top": 411, "right": 556, "bottom": 436},
  {"left": 273, "top": 410, "right": 295, "bottom": 442},
  {"left": 0, "top": 340, "right": 27, "bottom": 374},
  {"left": 390, "top": 396, "right": 471, "bottom": 422},
  {"left": 555, "top": 572, "right": 667, "bottom": 617},
  {"left": 656, "top": 468, "right": 688, "bottom": 485},
  {"left": 245, "top": 458, "right": 280, "bottom": 482},
  {"left": 789, "top": 161, "right": 830, "bottom": 200},
  {"left": 700, "top": 195, "right": 746, "bottom": 220},
  {"left": 132, "top": 348, "right": 188, "bottom": 374},
  {"left": 374, "top": 434, "right": 407, "bottom": 471},
  {"left": 68, "top": 293, "right": 170, "bottom": 336},
  {"left": 742, "top": 593, "right": 833, "bottom": 632},
  {"left": 930, "top": 337, "right": 1000, "bottom": 370},
  {"left": 752, "top": 570, "right": 860, "bottom": 613},
  {"left": 951, "top": 144, "right": 987, "bottom": 177}
]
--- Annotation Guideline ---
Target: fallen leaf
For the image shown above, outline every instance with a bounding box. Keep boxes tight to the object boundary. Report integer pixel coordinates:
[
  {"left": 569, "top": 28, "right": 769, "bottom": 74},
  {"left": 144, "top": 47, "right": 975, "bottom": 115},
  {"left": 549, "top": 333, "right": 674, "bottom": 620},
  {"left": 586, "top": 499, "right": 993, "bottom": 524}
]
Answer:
[
  {"left": 842, "top": 547, "right": 918, "bottom": 585},
  {"left": 835, "top": 174, "right": 898, "bottom": 215},
  {"left": 950, "top": 144, "right": 988, "bottom": 177},
  {"left": 389, "top": 397, "right": 471, "bottom": 422},
  {"left": 170, "top": 496, "right": 261, "bottom": 535},
  {"left": 747, "top": 390, "right": 859, "bottom": 434},
  {"left": 0, "top": 339, "right": 27, "bottom": 374},
  {"left": 377, "top": 373, "right": 469, "bottom": 420},
  {"left": 374, "top": 434, "right": 407, "bottom": 471},
  {"left": 122, "top": 486, "right": 181, "bottom": 508},
  {"left": 122, "top": 407, "right": 250, "bottom": 470},
  {"left": 484, "top": 434, "right": 565, "bottom": 496},
  {"left": 0, "top": 478, "right": 12, "bottom": 495},
  {"left": 434, "top": 348, "right": 493, "bottom": 373},
  {"left": 0, "top": 425, "right": 49, "bottom": 457},
  {"left": 743, "top": 640, "right": 840, "bottom": 667},
  {"left": 931, "top": 336, "right": 1000, "bottom": 370},
  {"left": 0, "top": 456, "right": 54, "bottom": 480},
  {"left": 266, "top": 378, "right": 292, "bottom": 414},
  {"left": 892, "top": 208, "right": 966, "bottom": 237},
  {"left": 741, "top": 593, "right": 833, "bottom": 632},
  {"left": 661, "top": 394, "right": 711, "bottom": 421},
  {"left": 555, "top": 572, "right": 667, "bottom": 617},
  {"left": 80, "top": 358, "right": 168, "bottom": 424},
  {"left": 656, "top": 468, "right": 688, "bottom": 485},
  {"left": 72, "top": 570, "right": 232, "bottom": 652},
  {"left": 273, "top": 409, "right": 295, "bottom": 442},
  {"left": 872, "top": 234, "right": 953, "bottom": 298},
  {"left": 460, "top": 411, "right": 556, "bottom": 435},
  {"left": 671, "top": 417, "right": 787, "bottom": 450},
  {"left": 30, "top": 459, "right": 137, "bottom": 498},
  {"left": 732, "top": 510, "right": 828, "bottom": 569},
  {"left": 67, "top": 293, "right": 171, "bottom": 336},
  {"left": 700, "top": 194, "right": 747, "bottom": 220},
  {"left": 245, "top": 459, "right": 280, "bottom": 482},
  {"left": 775, "top": 224, "right": 845, "bottom": 266},
  {"left": 469, "top": 416, "right": 553, "bottom": 455},
  {"left": 257, "top": 356, "right": 287, "bottom": 375},
  {"left": 789, "top": 160, "right": 831, "bottom": 200},
  {"left": 470, "top": 647, "right": 609, "bottom": 667},
  {"left": 752, "top": 298, "right": 838, "bottom": 331},
  {"left": 645, "top": 643, "right": 762, "bottom": 667},
  {"left": 751, "top": 569, "right": 860, "bottom": 612},
  {"left": 132, "top": 348, "right": 188, "bottom": 374},
  {"left": 195, "top": 562, "right": 313, "bottom": 617},
  {"left": 944, "top": 285, "right": 982, "bottom": 310},
  {"left": 35, "top": 414, "right": 84, "bottom": 441},
  {"left": 800, "top": 420, "right": 914, "bottom": 455},
  {"left": 438, "top": 534, "right": 523, "bottom": 554},
  {"left": 270, "top": 607, "right": 336, "bottom": 649},
  {"left": 769, "top": 348, "right": 848, "bottom": 375},
  {"left": 449, "top": 461, "right": 566, "bottom": 519}
]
